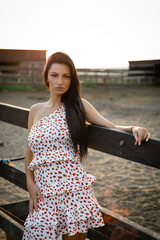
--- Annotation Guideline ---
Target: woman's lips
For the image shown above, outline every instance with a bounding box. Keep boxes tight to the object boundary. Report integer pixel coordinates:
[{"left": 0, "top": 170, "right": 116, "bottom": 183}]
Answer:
[{"left": 55, "top": 87, "right": 64, "bottom": 90}]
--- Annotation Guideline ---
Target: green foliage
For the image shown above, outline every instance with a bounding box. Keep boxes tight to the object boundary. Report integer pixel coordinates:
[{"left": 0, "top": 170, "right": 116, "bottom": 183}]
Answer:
[{"left": 81, "top": 79, "right": 97, "bottom": 88}]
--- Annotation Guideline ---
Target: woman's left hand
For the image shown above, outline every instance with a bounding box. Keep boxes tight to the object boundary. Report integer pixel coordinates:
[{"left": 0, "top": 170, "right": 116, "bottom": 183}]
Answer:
[{"left": 132, "top": 126, "right": 151, "bottom": 146}]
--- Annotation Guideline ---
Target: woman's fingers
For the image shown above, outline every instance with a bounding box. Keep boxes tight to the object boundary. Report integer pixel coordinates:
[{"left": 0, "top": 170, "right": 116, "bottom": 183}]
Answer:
[
  {"left": 145, "top": 131, "right": 151, "bottom": 142},
  {"left": 29, "top": 199, "right": 34, "bottom": 214},
  {"left": 134, "top": 127, "right": 150, "bottom": 146},
  {"left": 34, "top": 197, "right": 38, "bottom": 212},
  {"left": 29, "top": 187, "right": 43, "bottom": 214},
  {"left": 37, "top": 188, "right": 44, "bottom": 202},
  {"left": 133, "top": 128, "right": 139, "bottom": 145},
  {"left": 29, "top": 196, "right": 38, "bottom": 214},
  {"left": 141, "top": 128, "right": 150, "bottom": 142},
  {"left": 37, "top": 186, "right": 43, "bottom": 199},
  {"left": 138, "top": 128, "right": 143, "bottom": 145}
]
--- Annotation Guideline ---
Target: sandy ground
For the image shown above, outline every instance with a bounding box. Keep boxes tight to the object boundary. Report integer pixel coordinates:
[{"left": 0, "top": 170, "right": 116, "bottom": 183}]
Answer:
[{"left": 0, "top": 85, "right": 160, "bottom": 239}]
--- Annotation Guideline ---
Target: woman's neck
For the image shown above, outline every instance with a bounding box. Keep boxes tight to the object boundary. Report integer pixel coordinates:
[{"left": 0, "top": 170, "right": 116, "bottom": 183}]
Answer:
[{"left": 47, "top": 92, "right": 63, "bottom": 108}]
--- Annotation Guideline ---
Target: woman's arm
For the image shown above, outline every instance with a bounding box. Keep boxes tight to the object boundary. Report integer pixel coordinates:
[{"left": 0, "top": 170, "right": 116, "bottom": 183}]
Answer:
[
  {"left": 25, "top": 105, "right": 36, "bottom": 185},
  {"left": 25, "top": 105, "right": 43, "bottom": 214},
  {"left": 82, "top": 98, "right": 150, "bottom": 145}
]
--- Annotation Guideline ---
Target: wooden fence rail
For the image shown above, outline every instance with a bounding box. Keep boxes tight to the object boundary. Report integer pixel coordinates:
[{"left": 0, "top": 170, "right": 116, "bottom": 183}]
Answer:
[
  {"left": 0, "top": 66, "right": 44, "bottom": 85},
  {"left": 0, "top": 65, "right": 155, "bottom": 85},
  {"left": 77, "top": 69, "right": 154, "bottom": 85},
  {"left": 0, "top": 103, "right": 160, "bottom": 240}
]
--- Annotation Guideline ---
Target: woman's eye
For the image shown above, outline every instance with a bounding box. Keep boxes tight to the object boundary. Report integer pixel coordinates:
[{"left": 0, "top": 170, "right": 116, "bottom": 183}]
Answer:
[
  {"left": 51, "top": 74, "right": 57, "bottom": 77},
  {"left": 64, "top": 75, "right": 70, "bottom": 78}
]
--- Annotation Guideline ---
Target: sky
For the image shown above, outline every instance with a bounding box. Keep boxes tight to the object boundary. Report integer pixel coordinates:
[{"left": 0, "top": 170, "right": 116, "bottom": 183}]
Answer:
[{"left": 0, "top": 0, "right": 160, "bottom": 68}]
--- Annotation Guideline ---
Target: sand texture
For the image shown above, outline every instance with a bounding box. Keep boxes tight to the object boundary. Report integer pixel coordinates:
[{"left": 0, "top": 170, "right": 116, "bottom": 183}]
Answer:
[{"left": 0, "top": 85, "right": 160, "bottom": 239}]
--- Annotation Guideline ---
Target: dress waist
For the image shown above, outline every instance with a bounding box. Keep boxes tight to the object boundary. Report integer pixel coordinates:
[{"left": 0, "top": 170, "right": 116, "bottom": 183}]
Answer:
[
  {"left": 28, "top": 149, "right": 79, "bottom": 171},
  {"left": 34, "top": 160, "right": 96, "bottom": 196}
]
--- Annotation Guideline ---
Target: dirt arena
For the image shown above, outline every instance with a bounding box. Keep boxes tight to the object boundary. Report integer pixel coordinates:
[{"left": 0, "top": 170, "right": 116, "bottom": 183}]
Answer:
[{"left": 0, "top": 85, "right": 160, "bottom": 238}]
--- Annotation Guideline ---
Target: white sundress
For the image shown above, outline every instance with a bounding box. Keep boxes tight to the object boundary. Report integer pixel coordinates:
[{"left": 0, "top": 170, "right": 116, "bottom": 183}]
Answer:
[{"left": 22, "top": 105, "right": 104, "bottom": 240}]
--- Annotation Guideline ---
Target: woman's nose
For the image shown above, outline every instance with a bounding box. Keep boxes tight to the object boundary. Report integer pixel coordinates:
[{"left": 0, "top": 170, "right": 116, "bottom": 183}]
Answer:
[{"left": 57, "top": 76, "right": 63, "bottom": 85}]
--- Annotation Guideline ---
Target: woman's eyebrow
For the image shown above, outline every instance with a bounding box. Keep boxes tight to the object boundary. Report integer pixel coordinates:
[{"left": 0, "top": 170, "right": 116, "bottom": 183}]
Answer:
[{"left": 50, "top": 72, "right": 70, "bottom": 74}]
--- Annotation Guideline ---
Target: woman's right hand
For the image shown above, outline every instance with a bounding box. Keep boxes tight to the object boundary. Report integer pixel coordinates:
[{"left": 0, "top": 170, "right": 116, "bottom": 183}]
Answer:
[{"left": 27, "top": 181, "right": 44, "bottom": 214}]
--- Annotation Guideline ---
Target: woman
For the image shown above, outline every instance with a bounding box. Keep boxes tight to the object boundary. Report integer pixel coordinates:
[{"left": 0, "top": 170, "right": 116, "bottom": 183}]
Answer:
[{"left": 23, "top": 52, "right": 150, "bottom": 240}]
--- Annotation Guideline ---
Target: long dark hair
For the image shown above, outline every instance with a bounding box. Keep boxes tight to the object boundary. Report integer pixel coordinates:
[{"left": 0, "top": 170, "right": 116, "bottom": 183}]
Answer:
[{"left": 43, "top": 52, "right": 87, "bottom": 161}]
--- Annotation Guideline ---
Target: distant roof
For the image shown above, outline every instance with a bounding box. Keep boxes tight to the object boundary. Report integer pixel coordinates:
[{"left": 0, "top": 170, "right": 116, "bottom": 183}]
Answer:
[
  {"left": 0, "top": 48, "right": 47, "bottom": 51},
  {"left": 129, "top": 59, "right": 160, "bottom": 64},
  {"left": 0, "top": 49, "right": 46, "bottom": 62}
]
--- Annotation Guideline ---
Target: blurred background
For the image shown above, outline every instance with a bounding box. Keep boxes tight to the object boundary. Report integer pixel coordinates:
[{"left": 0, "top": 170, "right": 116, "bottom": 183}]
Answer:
[
  {"left": 0, "top": 0, "right": 160, "bottom": 239},
  {"left": 0, "top": 0, "right": 160, "bottom": 68}
]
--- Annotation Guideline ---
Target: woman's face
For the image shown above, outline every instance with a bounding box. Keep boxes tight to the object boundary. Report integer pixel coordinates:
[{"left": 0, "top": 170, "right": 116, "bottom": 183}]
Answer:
[{"left": 47, "top": 63, "right": 71, "bottom": 95}]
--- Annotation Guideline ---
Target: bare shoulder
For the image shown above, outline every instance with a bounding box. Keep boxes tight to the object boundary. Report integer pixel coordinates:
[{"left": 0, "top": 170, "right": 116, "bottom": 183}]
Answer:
[
  {"left": 29, "top": 103, "right": 41, "bottom": 118},
  {"left": 81, "top": 98, "right": 94, "bottom": 112},
  {"left": 30, "top": 102, "right": 44, "bottom": 113},
  {"left": 28, "top": 102, "right": 46, "bottom": 131},
  {"left": 81, "top": 98, "right": 91, "bottom": 108}
]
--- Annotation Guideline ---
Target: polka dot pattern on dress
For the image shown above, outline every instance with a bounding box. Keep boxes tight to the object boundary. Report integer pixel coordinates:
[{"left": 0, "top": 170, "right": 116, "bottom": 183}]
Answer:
[{"left": 23, "top": 105, "right": 105, "bottom": 239}]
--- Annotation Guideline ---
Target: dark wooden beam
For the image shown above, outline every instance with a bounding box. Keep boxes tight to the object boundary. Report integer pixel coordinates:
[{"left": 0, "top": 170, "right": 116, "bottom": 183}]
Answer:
[
  {"left": 87, "top": 125, "right": 160, "bottom": 169},
  {"left": 99, "top": 208, "right": 160, "bottom": 240},
  {"left": 0, "top": 103, "right": 160, "bottom": 169},
  {"left": 1, "top": 200, "right": 29, "bottom": 218},
  {"left": 87, "top": 228, "right": 109, "bottom": 240},
  {"left": 0, "top": 164, "right": 27, "bottom": 191},
  {"left": 0, "top": 210, "right": 24, "bottom": 240},
  {"left": 0, "top": 102, "right": 29, "bottom": 128}
]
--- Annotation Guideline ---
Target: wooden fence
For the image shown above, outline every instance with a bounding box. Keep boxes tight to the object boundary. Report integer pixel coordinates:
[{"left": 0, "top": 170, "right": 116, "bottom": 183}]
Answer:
[
  {"left": 0, "top": 103, "right": 160, "bottom": 240},
  {"left": 0, "top": 65, "right": 43, "bottom": 85},
  {"left": 0, "top": 65, "right": 155, "bottom": 86},
  {"left": 77, "top": 69, "right": 154, "bottom": 85}
]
